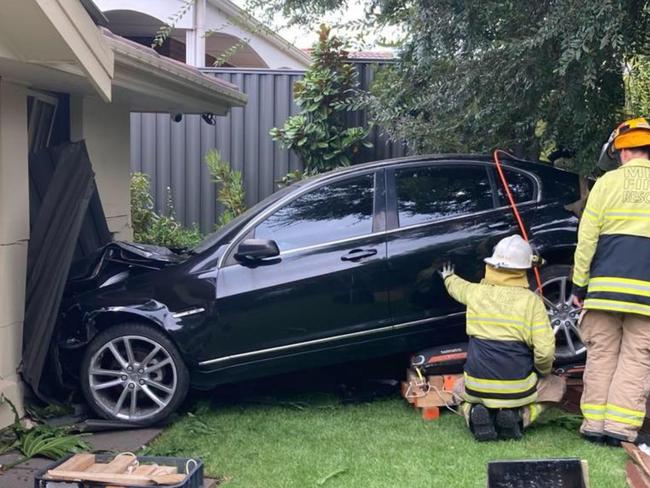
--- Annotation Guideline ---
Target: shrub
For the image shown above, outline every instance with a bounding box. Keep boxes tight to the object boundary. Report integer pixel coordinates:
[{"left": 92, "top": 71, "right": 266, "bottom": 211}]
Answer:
[
  {"left": 130, "top": 173, "right": 202, "bottom": 249},
  {"left": 204, "top": 150, "right": 246, "bottom": 227}
]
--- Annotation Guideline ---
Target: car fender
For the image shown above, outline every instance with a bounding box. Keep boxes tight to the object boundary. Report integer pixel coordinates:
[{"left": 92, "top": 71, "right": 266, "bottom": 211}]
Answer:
[{"left": 83, "top": 300, "right": 180, "bottom": 338}]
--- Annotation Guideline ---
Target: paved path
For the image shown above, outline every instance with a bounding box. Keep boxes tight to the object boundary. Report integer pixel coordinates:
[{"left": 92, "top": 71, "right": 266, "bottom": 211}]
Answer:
[{"left": 0, "top": 427, "right": 217, "bottom": 487}]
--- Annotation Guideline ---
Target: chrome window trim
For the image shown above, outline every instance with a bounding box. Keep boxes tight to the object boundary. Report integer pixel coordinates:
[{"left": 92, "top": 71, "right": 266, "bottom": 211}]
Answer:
[
  {"left": 218, "top": 160, "right": 541, "bottom": 268},
  {"left": 276, "top": 201, "right": 536, "bottom": 258},
  {"left": 198, "top": 312, "right": 464, "bottom": 366},
  {"left": 219, "top": 169, "right": 379, "bottom": 267}
]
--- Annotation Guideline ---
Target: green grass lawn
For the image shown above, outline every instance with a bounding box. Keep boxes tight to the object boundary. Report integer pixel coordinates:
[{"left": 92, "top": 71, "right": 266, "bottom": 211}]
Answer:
[{"left": 146, "top": 387, "right": 627, "bottom": 487}]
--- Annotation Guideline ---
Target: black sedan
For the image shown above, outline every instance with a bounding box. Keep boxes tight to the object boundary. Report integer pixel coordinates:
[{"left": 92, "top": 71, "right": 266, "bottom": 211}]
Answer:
[{"left": 56, "top": 155, "right": 583, "bottom": 424}]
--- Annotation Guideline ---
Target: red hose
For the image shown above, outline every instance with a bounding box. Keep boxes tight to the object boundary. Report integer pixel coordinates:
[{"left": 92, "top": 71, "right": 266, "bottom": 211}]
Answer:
[{"left": 492, "top": 149, "right": 544, "bottom": 294}]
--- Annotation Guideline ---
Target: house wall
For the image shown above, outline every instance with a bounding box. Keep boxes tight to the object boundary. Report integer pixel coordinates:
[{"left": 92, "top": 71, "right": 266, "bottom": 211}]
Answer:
[
  {"left": 71, "top": 96, "right": 133, "bottom": 240},
  {"left": 0, "top": 79, "right": 28, "bottom": 429},
  {"left": 94, "top": 0, "right": 310, "bottom": 69},
  {"left": 203, "top": 5, "right": 308, "bottom": 69}
]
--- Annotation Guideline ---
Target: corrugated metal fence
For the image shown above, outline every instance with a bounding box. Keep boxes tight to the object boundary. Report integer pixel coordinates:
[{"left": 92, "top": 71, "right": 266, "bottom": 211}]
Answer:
[{"left": 130, "top": 61, "right": 406, "bottom": 232}]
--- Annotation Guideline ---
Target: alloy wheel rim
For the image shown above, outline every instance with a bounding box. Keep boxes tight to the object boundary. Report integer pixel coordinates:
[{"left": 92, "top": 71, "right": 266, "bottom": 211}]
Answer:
[
  {"left": 88, "top": 335, "right": 177, "bottom": 421},
  {"left": 538, "top": 275, "right": 585, "bottom": 359}
]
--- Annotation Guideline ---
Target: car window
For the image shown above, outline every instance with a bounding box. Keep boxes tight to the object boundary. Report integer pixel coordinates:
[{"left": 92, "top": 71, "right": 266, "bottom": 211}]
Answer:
[
  {"left": 254, "top": 174, "right": 375, "bottom": 251},
  {"left": 495, "top": 168, "right": 536, "bottom": 205},
  {"left": 395, "top": 165, "right": 493, "bottom": 227}
]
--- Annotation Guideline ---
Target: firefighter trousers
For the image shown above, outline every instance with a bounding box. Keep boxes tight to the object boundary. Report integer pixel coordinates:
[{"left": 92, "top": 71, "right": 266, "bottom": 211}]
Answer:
[
  {"left": 580, "top": 310, "right": 650, "bottom": 441},
  {"left": 458, "top": 374, "right": 566, "bottom": 428}
]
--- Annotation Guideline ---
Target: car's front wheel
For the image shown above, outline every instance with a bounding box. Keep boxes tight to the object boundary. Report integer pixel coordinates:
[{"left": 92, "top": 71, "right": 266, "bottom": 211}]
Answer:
[
  {"left": 536, "top": 265, "right": 586, "bottom": 365},
  {"left": 80, "top": 323, "right": 189, "bottom": 425}
]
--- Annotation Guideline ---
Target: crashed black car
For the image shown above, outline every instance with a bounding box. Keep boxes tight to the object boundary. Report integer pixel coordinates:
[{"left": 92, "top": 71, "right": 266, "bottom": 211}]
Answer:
[{"left": 56, "top": 155, "right": 583, "bottom": 425}]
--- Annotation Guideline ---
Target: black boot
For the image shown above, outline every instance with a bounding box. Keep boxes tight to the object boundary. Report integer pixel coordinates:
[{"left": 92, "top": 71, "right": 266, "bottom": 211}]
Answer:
[
  {"left": 634, "top": 432, "right": 650, "bottom": 446},
  {"left": 581, "top": 431, "right": 605, "bottom": 444},
  {"left": 470, "top": 404, "right": 497, "bottom": 442},
  {"left": 495, "top": 408, "right": 523, "bottom": 440}
]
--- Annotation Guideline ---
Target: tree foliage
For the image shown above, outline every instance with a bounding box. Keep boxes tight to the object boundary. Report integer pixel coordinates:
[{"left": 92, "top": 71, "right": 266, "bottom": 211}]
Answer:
[
  {"left": 205, "top": 149, "right": 246, "bottom": 227},
  {"left": 270, "top": 24, "right": 371, "bottom": 174},
  {"left": 627, "top": 55, "right": 650, "bottom": 116},
  {"left": 252, "top": 0, "right": 650, "bottom": 174}
]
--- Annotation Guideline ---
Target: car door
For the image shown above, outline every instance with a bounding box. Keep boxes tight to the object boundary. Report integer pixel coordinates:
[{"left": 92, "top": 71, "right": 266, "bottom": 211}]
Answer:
[
  {"left": 208, "top": 171, "right": 390, "bottom": 363},
  {"left": 385, "top": 162, "right": 519, "bottom": 347}
]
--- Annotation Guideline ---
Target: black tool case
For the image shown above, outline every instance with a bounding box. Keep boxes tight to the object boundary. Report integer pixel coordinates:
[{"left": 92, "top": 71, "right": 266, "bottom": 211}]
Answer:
[{"left": 34, "top": 453, "right": 204, "bottom": 488}]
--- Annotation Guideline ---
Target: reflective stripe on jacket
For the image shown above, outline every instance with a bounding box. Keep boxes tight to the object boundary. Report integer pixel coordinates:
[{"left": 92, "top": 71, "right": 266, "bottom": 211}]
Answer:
[
  {"left": 444, "top": 274, "right": 555, "bottom": 408},
  {"left": 573, "top": 158, "right": 650, "bottom": 316}
]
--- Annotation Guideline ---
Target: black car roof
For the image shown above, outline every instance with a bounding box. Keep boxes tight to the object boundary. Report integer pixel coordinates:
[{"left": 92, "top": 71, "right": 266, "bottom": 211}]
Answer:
[{"left": 306, "top": 153, "right": 563, "bottom": 184}]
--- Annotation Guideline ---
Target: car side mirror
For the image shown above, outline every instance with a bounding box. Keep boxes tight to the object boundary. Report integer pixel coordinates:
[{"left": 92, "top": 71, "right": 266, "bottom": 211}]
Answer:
[{"left": 235, "top": 239, "right": 280, "bottom": 261}]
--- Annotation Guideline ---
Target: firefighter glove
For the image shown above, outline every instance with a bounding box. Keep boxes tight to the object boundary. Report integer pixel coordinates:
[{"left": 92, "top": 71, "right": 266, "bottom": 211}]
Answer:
[{"left": 439, "top": 262, "right": 455, "bottom": 280}]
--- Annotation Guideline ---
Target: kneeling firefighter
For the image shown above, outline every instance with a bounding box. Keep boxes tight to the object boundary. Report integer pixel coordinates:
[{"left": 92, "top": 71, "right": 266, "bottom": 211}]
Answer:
[{"left": 439, "top": 235, "right": 566, "bottom": 441}]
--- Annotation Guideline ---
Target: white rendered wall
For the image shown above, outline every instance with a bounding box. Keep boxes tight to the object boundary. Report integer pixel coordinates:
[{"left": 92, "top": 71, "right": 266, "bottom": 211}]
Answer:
[
  {"left": 71, "top": 96, "right": 133, "bottom": 240},
  {"left": 0, "top": 79, "right": 29, "bottom": 429}
]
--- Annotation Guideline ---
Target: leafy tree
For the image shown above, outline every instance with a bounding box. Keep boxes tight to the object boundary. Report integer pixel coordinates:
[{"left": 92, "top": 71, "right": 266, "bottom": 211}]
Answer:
[
  {"left": 270, "top": 24, "right": 371, "bottom": 174},
  {"left": 251, "top": 0, "right": 650, "bottom": 174},
  {"left": 627, "top": 56, "right": 650, "bottom": 116}
]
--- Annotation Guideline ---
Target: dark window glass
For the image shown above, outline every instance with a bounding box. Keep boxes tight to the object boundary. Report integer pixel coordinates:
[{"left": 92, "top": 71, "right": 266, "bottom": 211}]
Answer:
[
  {"left": 255, "top": 174, "right": 374, "bottom": 251},
  {"left": 495, "top": 169, "right": 536, "bottom": 205},
  {"left": 396, "top": 165, "right": 493, "bottom": 227}
]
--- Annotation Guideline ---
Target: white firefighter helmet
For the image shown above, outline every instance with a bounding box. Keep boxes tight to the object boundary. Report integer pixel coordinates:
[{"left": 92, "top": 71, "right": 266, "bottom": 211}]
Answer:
[{"left": 484, "top": 234, "right": 533, "bottom": 270}]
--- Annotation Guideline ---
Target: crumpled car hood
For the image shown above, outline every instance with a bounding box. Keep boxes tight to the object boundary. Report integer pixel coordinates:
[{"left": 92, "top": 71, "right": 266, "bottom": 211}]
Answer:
[{"left": 65, "top": 241, "right": 188, "bottom": 294}]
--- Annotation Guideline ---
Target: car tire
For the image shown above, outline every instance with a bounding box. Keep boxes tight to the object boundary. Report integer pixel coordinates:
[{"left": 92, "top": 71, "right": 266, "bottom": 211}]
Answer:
[
  {"left": 534, "top": 265, "right": 586, "bottom": 365},
  {"left": 80, "top": 323, "right": 189, "bottom": 426}
]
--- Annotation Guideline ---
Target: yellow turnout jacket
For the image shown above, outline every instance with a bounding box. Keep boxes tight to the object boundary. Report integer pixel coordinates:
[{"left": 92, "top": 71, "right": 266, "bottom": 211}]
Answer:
[
  {"left": 444, "top": 269, "right": 555, "bottom": 408},
  {"left": 572, "top": 158, "right": 650, "bottom": 316}
]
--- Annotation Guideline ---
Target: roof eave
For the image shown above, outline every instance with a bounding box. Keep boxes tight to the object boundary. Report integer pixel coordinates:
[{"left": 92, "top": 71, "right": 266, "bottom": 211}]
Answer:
[{"left": 105, "top": 32, "right": 247, "bottom": 114}]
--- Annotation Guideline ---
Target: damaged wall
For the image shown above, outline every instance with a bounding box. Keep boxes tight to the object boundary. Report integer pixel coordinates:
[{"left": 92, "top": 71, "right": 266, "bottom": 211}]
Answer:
[
  {"left": 71, "top": 96, "right": 132, "bottom": 240},
  {"left": 0, "top": 79, "right": 28, "bottom": 427}
]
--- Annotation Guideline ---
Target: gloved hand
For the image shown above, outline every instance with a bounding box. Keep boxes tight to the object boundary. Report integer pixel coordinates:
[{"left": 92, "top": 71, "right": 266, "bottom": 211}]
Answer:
[
  {"left": 438, "top": 262, "right": 455, "bottom": 280},
  {"left": 571, "top": 285, "right": 587, "bottom": 308}
]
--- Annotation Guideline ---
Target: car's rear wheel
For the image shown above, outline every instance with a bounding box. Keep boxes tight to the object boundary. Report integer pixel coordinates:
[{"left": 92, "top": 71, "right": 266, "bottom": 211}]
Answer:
[
  {"left": 535, "top": 265, "right": 585, "bottom": 365},
  {"left": 80, "top": 323, "right": 189, "bottom": 425}
]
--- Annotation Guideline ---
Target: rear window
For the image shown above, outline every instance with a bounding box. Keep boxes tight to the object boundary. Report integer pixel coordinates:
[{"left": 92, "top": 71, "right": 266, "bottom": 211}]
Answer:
[
  {"left": 395, "top": 165, "right": 494, "bottom": 227},
  {"left": 495, "top": 169, "right": 536, "bottom": 205}
]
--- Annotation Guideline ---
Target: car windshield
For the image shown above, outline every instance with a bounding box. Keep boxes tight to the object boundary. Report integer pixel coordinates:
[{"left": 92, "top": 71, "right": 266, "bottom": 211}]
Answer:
[{"left": 190, "top": 184, "right": 298, "bottom": 254}]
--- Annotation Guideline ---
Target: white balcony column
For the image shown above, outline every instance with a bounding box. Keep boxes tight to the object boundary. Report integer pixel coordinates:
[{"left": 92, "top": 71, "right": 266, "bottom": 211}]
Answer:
[{"left": 185, "top": 0, "right": 206, "bottom": 67}]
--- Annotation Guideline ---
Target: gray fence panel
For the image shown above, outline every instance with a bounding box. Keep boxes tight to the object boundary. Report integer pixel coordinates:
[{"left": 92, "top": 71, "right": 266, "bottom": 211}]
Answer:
[{"left": 130, "top": 62, "right": 406, "bottom": 233}]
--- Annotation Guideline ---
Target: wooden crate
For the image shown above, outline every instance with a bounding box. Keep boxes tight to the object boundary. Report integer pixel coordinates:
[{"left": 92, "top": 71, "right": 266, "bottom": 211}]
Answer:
[{"left": 43, "top": 453, "right": 188, "bottom": 487}]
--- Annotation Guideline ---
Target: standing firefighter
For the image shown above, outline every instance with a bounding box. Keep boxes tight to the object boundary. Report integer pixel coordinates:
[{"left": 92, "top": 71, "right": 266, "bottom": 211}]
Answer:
[
  {"left": 440, "top": 235, "right": 565, "bottom": 441},
  {"left": 573, "top": 117, "right": 650, "bottom": 446}
]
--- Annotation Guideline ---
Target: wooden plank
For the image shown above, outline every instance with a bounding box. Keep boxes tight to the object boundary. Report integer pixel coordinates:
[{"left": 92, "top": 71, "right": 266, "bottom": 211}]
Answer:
[
  {"left": 153, "top": 466, "right": 179, "bottom": 475},
  {"left": 102, "top": 454, "right": 138, "bottom": 474},
  {"left": 46, "top": 469, "right": 186, "bottom": 486},
  {"left": 134, "top": 465, "right": 160, "bottom": 475},
  {"left": 53, "top": 454, "right": 95, "bottom": 472},
  {"left": 581, "top": 460, "right": 590, "bottom": 488},
  {"left": 627, "top": 461, "right": 650, "bottom": 488},
  {"left": 414, "top": 389, "right": 455, "bottom": 408},
  {"left": 624, "top": 443, "right": 650, "bottom": 479},
  {"left": 106, "top": 466, "right": 160, "bottom": 488},
  {"left": 86, "top": 463, "right": 109, "bottom": 472}
]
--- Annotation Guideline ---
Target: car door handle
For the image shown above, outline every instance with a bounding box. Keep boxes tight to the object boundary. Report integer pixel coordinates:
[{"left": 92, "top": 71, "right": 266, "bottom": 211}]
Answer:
[
  {"left": 488, "top": 221, "right": 513, "bottom": 230},
  {"left": 341, "top": 248, "right": 378, "bottom": 261}
]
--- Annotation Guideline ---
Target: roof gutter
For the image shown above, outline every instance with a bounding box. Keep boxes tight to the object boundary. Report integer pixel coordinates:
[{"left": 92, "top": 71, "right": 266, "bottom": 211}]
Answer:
[{"left": 103, "top": 29, "right": 247, "bottom": 109}]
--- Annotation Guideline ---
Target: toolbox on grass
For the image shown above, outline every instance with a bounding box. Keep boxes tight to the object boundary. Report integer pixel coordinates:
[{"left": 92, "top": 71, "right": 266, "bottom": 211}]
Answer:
[
  {"left": 487, "top": 459, "right": 589, "bottom": 488},
  {"left": 34, "top": 453, "right": 203, "bottom": 488}
]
